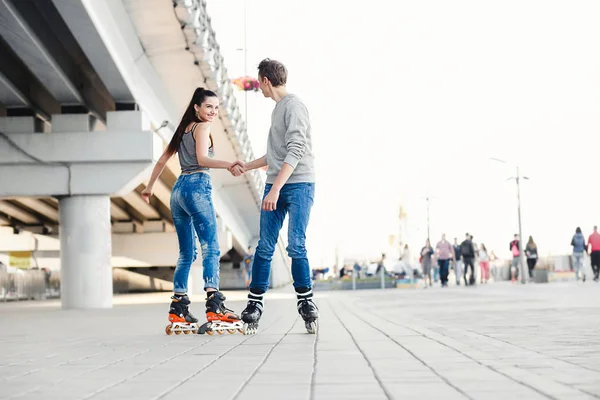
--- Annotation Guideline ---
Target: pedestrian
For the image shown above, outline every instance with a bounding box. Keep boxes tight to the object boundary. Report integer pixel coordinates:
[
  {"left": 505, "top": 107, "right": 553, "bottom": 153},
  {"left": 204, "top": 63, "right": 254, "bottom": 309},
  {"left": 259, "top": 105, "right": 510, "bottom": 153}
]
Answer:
[
  {"left": 453, "top": 237, "right": 463, "bottom": 285},
  {"left": 243, "top": 246, "right": 254, "bottom": 288},
  {"left": 525, "top": 236, "right": 538, "bottom": 281},
  {"left": 436, "top": 234, "right": 453, "bottom": 287},
  {"left": 478, "top": 243, "right": 490, "bottom": 284},
  {"left": 571, "top": 227, "right": 587, "bottom": 282},
  {"left": 587, "top": 226, "right": 600, "bottom": 282},
  {"left": 420, "top": 239, "right": 434, "bottom": 288},
  {"left": 509, "top": 234, "right": 521, "bottom": 282},
  {"left": 460, "top": 233, "right": 476, "bottom": 285}
]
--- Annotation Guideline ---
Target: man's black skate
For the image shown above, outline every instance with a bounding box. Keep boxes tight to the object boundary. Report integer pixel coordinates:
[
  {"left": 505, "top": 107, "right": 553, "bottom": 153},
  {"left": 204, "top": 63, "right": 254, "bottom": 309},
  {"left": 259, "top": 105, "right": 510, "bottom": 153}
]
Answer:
[
  {"left": 241, "top": 300, "right": 263, "bottom": 335},
  {"left": 298, "top": 299, "right": 319, "bottom": 334},
  {"left": 166, "top": 294, "right": 199, "bottom": 335}
]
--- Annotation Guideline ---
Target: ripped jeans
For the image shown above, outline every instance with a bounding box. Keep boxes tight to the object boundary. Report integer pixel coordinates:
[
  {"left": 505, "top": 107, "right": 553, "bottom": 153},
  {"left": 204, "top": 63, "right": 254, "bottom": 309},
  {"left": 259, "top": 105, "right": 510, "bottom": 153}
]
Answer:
[{"left": 171, "top": 172, "right": 220, "bottom": 293}]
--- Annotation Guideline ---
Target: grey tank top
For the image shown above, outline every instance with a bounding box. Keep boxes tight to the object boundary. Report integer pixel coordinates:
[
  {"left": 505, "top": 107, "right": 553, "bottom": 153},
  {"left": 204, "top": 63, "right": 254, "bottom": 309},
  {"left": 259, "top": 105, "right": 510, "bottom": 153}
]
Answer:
[{"left": 178, "top": 123, "right": 214, "bottom": 173}]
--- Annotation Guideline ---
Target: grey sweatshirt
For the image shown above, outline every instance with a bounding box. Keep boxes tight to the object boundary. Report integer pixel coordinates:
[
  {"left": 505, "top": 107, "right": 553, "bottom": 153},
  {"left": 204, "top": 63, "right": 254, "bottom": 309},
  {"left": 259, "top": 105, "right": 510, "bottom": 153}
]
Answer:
[{"left": 266, "top": 94, "right": 315, "bottom": 184}]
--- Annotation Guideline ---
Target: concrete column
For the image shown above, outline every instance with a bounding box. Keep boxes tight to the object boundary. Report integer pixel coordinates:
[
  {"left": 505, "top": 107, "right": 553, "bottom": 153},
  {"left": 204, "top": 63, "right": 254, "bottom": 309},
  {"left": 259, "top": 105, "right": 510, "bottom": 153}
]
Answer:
[{"left": 59, "top": 195, "right": 112, "bottom": 309}]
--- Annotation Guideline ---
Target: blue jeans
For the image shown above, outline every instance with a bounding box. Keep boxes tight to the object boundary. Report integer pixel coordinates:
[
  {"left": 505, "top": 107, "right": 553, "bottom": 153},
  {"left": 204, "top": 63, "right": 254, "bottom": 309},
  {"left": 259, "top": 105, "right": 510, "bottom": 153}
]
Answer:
[
  {"left": 438, "top": 259, "right": 450, "bottom": 285},
  {"left": 170, "top": 173, "right": 220, "bottom": 293},
  {"left": 573, "top": 252, "right": 585, "bottom": 280},
  {"left": 250, "top": 183, "right": 315, "bottom": 293}
]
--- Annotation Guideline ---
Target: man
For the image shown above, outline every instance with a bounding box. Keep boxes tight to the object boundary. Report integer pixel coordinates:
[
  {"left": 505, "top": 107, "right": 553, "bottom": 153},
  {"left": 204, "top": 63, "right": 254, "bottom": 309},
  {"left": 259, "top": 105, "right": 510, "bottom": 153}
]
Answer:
[
  {"left": 243, "top": 246, "right": 254, "bottom": 288},
  {"left": 588, "top": 226, "right": 600, "bottom": 282},
  {"left": 231, "top": 59, "right": 317, "bottom": 334},
  {"left": 460, "top": 233, "right": 476, "bottom": 285},
  {"left": 436, "top": 234, "right": 454, "bottom": 287},
  {"left": 453, "top": 238, "right": 463, "bottom": 285},
  {"left": 509, "top": 234, "right": 520, "bottom": 282}
]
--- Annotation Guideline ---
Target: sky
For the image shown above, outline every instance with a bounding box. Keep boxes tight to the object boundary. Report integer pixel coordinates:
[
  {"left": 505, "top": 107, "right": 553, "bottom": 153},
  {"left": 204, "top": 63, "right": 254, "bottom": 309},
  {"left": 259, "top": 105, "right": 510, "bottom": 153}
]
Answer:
[{"left": 207, "top": 0, "right": 600, "bottom": 266}]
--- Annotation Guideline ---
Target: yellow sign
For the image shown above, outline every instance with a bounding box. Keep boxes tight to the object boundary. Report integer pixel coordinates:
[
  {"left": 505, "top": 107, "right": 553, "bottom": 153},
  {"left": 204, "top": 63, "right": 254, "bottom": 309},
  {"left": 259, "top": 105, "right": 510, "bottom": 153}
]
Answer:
[{"left": 9, "top": 251, "right": 31, "bottom": 269}]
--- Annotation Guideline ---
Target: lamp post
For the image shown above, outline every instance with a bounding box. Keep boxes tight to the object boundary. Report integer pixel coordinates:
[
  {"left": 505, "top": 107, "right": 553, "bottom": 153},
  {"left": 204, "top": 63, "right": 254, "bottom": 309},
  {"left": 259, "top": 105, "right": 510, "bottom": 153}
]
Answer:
[
  {"left": 489, "top": 157, "right": 529, "bottom": 284},
  {"left": 235, "top": 0, "right": 249, "bottom": 125}
]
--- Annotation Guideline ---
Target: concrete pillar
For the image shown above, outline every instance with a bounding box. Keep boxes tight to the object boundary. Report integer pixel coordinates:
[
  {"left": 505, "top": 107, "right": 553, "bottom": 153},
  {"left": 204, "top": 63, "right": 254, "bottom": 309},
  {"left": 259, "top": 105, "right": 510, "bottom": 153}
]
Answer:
[{"left": 59, "top": 195, "right": 112, "bottom": 309}]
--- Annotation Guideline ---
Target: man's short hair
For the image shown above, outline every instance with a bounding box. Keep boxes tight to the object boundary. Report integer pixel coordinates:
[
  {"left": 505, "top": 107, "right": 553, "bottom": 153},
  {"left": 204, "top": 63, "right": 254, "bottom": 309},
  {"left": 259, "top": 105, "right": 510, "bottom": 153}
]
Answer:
[{"left": 258, "top": 58, "right": 288, "bottom": 86}]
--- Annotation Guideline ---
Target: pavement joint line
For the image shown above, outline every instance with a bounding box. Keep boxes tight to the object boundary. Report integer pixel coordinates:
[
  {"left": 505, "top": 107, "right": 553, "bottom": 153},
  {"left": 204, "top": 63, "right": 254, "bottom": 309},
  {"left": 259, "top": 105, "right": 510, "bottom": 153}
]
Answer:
[
  {"left": 309, "top": 302, "right": 320, "bottom": 400},
  {"left": 4, "top": 351, "right": 103, "bottom": 381},
  {"left": 2, "top": 339, "right": 97, "bottom": 359},
  {"left": 356, "top": 304, "right": 563, "bottom": 400},
  {"left": 153, "top": 314, "right": 287, "bottom": 400},
  {"left": 230, "top": 315, "right": 300, "bottom": 400},
  {"left": 8, "top": 348, "right": 155, "bottom": 400},
  {"left": 465, "top": 328, "right": 600, "bottom": 374},
  {"left": 385, "top": 314, "right": 600, "bottom": 400},
  {"left": 81, "top": 338, "right": 213, "bottom": 400},
  {"left": 330, "top": 299, "right": 393, "bottom": 400}
]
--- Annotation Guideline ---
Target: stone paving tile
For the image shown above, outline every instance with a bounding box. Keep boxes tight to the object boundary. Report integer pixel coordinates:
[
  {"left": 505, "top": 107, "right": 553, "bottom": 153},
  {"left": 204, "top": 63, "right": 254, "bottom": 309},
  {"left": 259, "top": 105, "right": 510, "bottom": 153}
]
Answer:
[{"left": 1, "top": 283, "right": 600, "bottom": 399}]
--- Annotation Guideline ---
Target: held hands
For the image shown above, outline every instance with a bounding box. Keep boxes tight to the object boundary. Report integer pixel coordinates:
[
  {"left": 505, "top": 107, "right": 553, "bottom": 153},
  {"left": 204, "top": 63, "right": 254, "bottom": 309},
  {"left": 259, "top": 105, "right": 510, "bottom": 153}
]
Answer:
[{"left": 228, "top": 160, "right": 246, "bottom": 177}]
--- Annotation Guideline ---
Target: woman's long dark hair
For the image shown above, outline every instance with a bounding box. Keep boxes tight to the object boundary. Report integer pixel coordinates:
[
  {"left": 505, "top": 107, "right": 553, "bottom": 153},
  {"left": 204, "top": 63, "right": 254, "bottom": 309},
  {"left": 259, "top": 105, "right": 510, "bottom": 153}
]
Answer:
[{"left": 166, "top": 87, "right": 217, "bottom": 157}]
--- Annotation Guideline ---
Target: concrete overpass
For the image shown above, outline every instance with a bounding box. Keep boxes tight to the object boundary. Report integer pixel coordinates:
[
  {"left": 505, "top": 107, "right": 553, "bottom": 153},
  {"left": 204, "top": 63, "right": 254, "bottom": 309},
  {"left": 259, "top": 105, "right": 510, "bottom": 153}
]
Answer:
[{"left": 0, "top": 0, "right": 291, "bottom": 308}]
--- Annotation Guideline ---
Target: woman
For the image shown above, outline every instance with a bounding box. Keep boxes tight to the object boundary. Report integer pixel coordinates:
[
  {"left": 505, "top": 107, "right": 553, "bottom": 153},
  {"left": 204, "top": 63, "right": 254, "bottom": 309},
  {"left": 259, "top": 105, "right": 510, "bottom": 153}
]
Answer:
[
  {"left": 478, "top": 244, "right": 490, "bottom": 284},
  {"left": 420, "top": 239, "right": 434, "bottom": 288},
  {"left": 525, "top": 236, "right": 538, "bottom": 280},
  {"left": 571, "top": 227, "right": 587, "bottom": 282},
  {"left": 142, "top": 87, "right": 243, "bottom": 332}
]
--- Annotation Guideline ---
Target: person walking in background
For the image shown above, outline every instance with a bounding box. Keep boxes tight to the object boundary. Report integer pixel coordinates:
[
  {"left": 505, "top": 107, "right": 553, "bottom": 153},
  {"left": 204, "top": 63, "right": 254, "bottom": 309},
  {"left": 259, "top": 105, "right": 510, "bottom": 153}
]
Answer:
[
  {"left": 509, "top": 234, "right": 521, "bottom": 282},
  {"left": 460, "top": 233, "right": 476, "bottom": 286},
  {"left": 478, "top": 243, "right": 490, "bottom": 284},
  {"left": 453, "top": 237, "right": 463, "bottom": 286},
  {"left": 436, "top": 234, "right": 453, "bottom": 288},
  {"left": 525, "top": 236, "right": 538, "bottom": 281},
  {"left": 420, "top": 239, "right": 434, "bottom": 288},
  {"left": 243, "top": 246, "right": 255, "bottom": 288},
  {"left": 587, "top": 226, "right": 600, "bottom": 282},
  {"left": 471, "top": 235, "right": 479, "bottom": 283},
  {"left": 402, "top": 244, "right": 415, "bottom": 281},
  {"left": 571, "top": 227, "right": 587, "bottom": 282}
]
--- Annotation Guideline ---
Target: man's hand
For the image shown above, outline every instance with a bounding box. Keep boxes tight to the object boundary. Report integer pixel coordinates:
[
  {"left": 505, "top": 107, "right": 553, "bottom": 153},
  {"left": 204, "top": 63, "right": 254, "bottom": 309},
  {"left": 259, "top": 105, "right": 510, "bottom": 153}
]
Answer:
[
  {"left": 141, "top": 187, "right": 152, "bottom": 203},
  {"left": 262, "top": 188, "right": 280, "bottom": 211}
]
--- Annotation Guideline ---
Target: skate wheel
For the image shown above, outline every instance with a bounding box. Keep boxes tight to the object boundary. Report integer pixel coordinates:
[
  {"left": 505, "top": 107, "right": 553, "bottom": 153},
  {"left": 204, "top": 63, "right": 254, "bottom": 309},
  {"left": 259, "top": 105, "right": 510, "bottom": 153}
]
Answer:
[
  {"left": 237, "top": 329, "right": 244, "bottom": 334},
  {"left": 206, "top": 329, "right": 214, "bottom": 336},
  {"left": 198, "top": 322, "right": 212, "bottom": 335},
  {"left": 165, "top": 325, "right": 173, "bottom": 335},
  {"left": 217, "top": 330, "right": 224, "bottom": 335},
  {"left": 174, "top": 329, "right": 182, "bottom": 335},
  {"left": 183, "top": 329, "right": 190, "bottom": 335},
  {"left": 243, "top": 323, "right": 257, "bottom": 335},
  {"left": 227, "top": 329, "right": 236, "bottom": 334},
  {"left": 191, "top": 328, "right": 198, "bottom": 334},
  {"left": 306, "top": 320, "right": 318, "bottom": 335}
]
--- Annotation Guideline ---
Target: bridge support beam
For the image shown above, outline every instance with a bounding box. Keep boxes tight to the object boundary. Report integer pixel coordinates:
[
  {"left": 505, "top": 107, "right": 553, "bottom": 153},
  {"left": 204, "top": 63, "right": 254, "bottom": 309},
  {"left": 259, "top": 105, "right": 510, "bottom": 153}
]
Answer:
[{"left": 59, "top": 195, "right": 112, "bottom": 309}]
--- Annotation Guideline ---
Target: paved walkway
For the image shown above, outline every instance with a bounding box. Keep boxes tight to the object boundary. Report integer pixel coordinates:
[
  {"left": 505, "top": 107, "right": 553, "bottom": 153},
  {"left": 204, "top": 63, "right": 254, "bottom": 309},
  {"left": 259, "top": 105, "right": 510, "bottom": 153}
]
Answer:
[{"left": 1, "top": 282, "right": 599, "bottom": 400}]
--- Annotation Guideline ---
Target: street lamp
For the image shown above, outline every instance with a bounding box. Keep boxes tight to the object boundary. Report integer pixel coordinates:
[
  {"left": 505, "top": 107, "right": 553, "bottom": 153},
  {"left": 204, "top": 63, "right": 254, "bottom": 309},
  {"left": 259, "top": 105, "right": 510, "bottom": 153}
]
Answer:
[
  {"left": 489, "top": 157, "right": 529, "bottom": 284},
  {"left": 235, "top": 0, "right": 249, "bottom": 125},
  {"left": 421, "top": 194, "right": 437, "bottom": 241}
]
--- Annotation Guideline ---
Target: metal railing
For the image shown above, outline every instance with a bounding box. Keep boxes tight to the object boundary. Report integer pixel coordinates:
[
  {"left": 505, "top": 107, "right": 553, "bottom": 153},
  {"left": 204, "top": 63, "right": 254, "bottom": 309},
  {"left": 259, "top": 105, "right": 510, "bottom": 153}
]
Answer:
[
  {"left": 0, "top": 269, "right": 57, "bottom": 301},
  {"left": 174, "top": 0, "right": 265, "bottom": 206}
]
